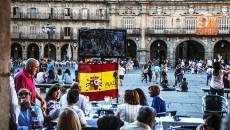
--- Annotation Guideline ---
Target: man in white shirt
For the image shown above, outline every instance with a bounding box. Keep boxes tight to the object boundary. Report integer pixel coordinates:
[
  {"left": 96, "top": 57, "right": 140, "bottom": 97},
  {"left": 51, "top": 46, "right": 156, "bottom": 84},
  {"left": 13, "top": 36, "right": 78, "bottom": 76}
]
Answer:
[
  {"left": 59, "top": 82, "right": 87, "bottom": 113},
  {"left": 74, "top": 61, "right": 79, "bottom": 81},
  {"left": 154, "top": 64, "right": 160, "bottom": 84},
  {"left": 206, "top": 66, "right": 213, "bottom": 86},
  {"left": 120, "top": 106, "right": 156, "bottom": 130}
]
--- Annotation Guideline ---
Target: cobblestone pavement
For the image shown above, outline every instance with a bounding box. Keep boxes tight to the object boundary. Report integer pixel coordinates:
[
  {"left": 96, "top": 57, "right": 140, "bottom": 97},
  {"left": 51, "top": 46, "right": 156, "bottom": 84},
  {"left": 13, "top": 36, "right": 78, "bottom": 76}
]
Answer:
[{"left": 15, "top": 66, "right": 229, "bottom": 118}]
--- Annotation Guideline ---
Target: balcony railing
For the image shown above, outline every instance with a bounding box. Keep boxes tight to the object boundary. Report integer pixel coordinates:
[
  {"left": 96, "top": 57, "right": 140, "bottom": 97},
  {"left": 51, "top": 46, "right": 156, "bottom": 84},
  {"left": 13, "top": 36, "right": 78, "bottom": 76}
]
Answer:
[
  {"left": 11, "top": 12, "right": 108, "bottom": 20},
  {"left": 146, "top": 28, "right": 230, "bottom": 35},
  {"left": 12, "top": 0, "right": 106, "bottom": 2},
  {"left": 11, "top": 32, "right": 77, "bottom": 40}
]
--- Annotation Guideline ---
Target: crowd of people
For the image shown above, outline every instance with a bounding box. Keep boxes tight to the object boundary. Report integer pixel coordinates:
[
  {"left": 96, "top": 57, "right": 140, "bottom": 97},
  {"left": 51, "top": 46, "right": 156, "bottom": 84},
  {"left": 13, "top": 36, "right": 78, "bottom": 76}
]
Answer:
[{"left": 8, "top": 56, "right": 230, "bottom": 130}]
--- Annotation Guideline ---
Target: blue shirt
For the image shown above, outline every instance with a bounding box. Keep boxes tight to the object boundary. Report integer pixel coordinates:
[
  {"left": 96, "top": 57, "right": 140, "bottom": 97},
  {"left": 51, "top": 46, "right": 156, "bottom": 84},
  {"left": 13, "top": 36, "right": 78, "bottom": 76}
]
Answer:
[
  {"left": 47, "top": 63, "right": 55, "bottom": 71},
  {"left": 18, "top": 106, "right": 44, "bottom": 130},
  {"left": 150, "top": 96, "right": 166, "bottom": 116}
]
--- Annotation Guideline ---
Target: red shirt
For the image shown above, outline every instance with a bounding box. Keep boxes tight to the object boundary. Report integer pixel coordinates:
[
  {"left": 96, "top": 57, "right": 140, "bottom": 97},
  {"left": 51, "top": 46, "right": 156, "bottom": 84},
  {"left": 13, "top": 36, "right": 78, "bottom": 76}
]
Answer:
[{"left": 14, "top": 69, "right": 36, "bottom": 103}]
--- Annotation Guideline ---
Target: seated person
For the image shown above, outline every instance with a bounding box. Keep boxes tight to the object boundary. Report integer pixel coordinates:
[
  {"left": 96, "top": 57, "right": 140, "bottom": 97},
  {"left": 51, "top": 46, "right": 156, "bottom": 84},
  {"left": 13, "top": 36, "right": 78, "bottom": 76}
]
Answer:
[
  {"left": 57, "top": 108, "right": 81, "bottom": 130},
  {"left": 161, "top": 79, "right": 175, "bottom": 91},
  {"left": 196, "top": 113, "right": 221, "bottom": 130},
  {"left": 46, "top": 70, "right": 57, "bottom": 84},
  {"left": 43, "top": 89, "right": 87, "bottom": 127},
  {"left": 59, "top": 82, "right": 87, "bottom": 113},
  {"left": 97, "top": 115, "right": 124, "bottom": 130},
  {"left": 179, "top": 77, "right": 188, "bottom": 92},
  {"left": 148, "top": 85, "right": 166, "bottom": 117},
  {"left": 120, "top": 106, "right": 156, "bottom": 130},
  {"left": 115, "top": 90, "right": 142, "bottom": 123},
  {"left": 17, "top": 88, "right": 44, "bottom": 129},
  {"left": 35, "top": 69, "right": 46, "bottom": 83}
]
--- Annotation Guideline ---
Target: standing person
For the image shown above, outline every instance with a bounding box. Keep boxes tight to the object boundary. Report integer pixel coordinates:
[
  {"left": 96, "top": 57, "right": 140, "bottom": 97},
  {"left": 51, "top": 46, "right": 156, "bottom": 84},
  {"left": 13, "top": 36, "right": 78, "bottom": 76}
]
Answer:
[
  {"left": 136, "top": 58, "right": 139, "bottom": 69},
  {"left": 147, "top": 65, "right": 153, "bottom": 83},
  {"left": 74, "top": 61, "right": 79, "bottom": 81},
  {"left": 14, "top": 58, "right": 46, "bottom": 110},
  {"left": 119, "top": 64, "right": 125, "bottom": 86},
  {"left": 206, "top": 66, "right": 213, "bottom": 86},
  {"left": 148, "top": 85, "right": 166, "bottom": 117},
  {"left": 141, "top": 64, "right": 148, "bottom": 83},
  {"left": 154, "top": 64, "right": 160, "bottom": 84},
  {"left": 173, "top": 65, "right": 183, "bottom": 87},
  {"left": 151, "top": 63, "right": 155, "bottom": 83},
  {"left": 210, "top": 61, "right": 230, "bottom": 96}
]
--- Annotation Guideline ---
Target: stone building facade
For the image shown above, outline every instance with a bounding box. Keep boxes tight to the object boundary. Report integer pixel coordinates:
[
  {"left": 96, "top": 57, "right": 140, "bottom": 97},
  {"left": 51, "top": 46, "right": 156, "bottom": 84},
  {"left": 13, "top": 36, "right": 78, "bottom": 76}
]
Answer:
[{"left": 11, "top": 0, "right": 230, "bottom": 66}]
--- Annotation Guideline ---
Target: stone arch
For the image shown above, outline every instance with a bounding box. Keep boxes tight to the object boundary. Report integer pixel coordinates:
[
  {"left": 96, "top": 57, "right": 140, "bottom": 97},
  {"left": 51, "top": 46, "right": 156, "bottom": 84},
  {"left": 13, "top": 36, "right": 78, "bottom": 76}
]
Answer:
[
  {"left": 11, "top": 43, "right": 23, "bottom": 59},
  {"left": 127, "top": 38, "right": 138, "bottom": 59}
]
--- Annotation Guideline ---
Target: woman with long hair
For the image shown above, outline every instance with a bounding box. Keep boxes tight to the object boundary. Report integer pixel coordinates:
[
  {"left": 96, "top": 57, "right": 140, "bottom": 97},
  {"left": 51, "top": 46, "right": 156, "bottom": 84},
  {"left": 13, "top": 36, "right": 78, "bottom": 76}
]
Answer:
[
  {"left": 210, "top": 61, "right": 230, "bottom": 96},
  {"left": 134, "top": 88, "right": 148, "bottom": 106},
  {"left": 45, "top": 84, "right": 62, "bottom": 115},
  {"left": 115, "top": 89, "right": 141, "bottom": 123},
  {"left": 56, "top": 108, "right": 81, "bottom": 130},
  {"left": 56, "top": 69, "right": 63, "bottom": 84}
]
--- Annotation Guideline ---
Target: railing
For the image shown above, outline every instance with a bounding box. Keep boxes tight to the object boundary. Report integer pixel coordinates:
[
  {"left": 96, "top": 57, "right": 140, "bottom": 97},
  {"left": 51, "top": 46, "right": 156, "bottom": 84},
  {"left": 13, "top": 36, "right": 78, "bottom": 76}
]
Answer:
[
  {"left": 11, "top": 0, "right": 228, "bottom": 3},
  {"left": 12, "top": 0, "right": 106, "bottom": 2},
  {"left": 11, "top": 12, "right": 108, "bottom": 20},
  {"left": 11, "top": 33, "right": 77, "bottom": 40},
  {"left": 116, "top": 28, "right": 141, "bottom": 35},
  {"left": 146, "top": 28, "right": 230, "bottom": 35}
]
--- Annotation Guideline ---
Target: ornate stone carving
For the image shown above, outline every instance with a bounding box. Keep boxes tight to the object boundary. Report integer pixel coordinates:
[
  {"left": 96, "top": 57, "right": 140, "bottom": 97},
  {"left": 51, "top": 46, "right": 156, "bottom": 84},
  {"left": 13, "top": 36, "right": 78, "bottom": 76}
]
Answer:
[
  {"left": 222, "top": 6, "right": 228, "bottom": 14},
  {"left": 157, "top": 7, "right": 162, "bottom": 14}
]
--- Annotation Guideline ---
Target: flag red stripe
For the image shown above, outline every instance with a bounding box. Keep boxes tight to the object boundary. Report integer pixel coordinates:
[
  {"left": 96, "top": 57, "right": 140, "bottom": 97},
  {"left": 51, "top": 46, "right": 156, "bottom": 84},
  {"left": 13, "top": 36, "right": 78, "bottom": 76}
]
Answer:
[
  {"left": 81, "top": 89, "right": 119, "bottom": 101},
  {"left": 79, "top": 63, "right": 118, "bottom": 73}
]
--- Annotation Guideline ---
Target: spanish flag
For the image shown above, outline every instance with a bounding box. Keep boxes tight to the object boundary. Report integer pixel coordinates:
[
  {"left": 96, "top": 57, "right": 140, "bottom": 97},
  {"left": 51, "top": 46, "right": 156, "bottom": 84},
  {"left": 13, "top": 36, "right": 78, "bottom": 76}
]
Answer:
[{"left": 79, "top": 63, "right": 119, "bottom": 101}]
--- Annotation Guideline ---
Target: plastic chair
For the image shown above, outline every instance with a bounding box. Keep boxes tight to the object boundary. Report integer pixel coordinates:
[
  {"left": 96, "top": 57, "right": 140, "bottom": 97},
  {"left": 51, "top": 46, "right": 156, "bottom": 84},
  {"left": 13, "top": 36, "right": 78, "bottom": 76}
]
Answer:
[{"left": 202, "top": 94, "right": 229, "bottom": 116}]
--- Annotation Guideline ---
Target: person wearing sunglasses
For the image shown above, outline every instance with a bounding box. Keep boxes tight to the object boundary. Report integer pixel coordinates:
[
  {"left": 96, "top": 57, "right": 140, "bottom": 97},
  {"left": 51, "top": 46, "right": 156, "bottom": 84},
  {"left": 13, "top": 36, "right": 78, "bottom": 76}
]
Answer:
[{"left": 17, "top": 88, "right": 44, "bottom": 130}]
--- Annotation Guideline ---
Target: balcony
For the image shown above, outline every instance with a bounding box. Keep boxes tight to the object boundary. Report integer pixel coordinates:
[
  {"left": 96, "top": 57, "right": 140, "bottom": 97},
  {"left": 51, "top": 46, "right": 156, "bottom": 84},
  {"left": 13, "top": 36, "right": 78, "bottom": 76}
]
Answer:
[
  {"left": 12, "top": 0, "right": 106, "bottom": 2},
  {"left": 116, "top": 28, "right": 141, "bottom": 35},
  {"left": 11, "top": 32, "right": 77, "bottom": 41},
  {"left": 11, "top": 12, "right": 109, "bottom": 21},
  {"left": 146, "top": 28, "right": 230, "bottom": 37}
]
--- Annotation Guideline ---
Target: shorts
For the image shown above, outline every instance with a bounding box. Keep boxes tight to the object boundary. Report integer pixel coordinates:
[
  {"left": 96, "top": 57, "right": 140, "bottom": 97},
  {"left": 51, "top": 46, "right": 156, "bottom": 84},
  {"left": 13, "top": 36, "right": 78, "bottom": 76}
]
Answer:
[{"left": 119, "top": 75, "right": 124, "bottom": 79}]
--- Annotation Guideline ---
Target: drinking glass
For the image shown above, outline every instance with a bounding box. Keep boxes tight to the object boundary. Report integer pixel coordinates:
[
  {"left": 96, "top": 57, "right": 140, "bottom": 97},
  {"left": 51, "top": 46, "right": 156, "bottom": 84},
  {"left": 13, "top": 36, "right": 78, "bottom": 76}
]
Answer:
[
  {"left": 85, "top": 104, "right": 91, "bottom": 117},
  {"left": 104, "top": 96, "right": 110, "bottom": 104},
  {"left": 156, "top": 121, "right": 163, "bottom": 130},
  {"left": 32, "top": 117, "right": 42, "bottom": 129}
]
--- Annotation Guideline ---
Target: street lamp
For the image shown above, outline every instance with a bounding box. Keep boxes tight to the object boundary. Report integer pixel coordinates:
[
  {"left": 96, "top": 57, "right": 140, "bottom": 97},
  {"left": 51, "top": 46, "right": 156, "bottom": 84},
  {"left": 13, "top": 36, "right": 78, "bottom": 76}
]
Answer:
[{"left": 42, "top": 22, "right": 56, "bottom": 59}]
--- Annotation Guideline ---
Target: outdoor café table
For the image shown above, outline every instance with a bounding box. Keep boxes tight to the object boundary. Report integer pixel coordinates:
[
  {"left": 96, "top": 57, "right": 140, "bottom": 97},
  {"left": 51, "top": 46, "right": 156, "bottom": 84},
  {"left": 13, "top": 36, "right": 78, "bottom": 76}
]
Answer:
[
  {"left": 156, "top": 116, "right": 204, "bottom": 130},
  {"left": 86, "top": 115, "right": 98, "bottom": 127}
]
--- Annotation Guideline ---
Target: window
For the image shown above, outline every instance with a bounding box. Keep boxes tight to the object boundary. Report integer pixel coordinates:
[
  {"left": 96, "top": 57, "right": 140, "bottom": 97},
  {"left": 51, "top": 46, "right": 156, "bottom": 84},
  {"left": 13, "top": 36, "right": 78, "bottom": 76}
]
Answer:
[
  {"left": 30, "top": 26, "right": 36, "bottom": 34},
  {"left": 64, "top": 27, "right": 70, "bottom": 36},
  {"left": 13, "top": 7, "right": 19, "bottom": 15},
  {"left": 64, "top": 8, "right": 70, "bottom": 16},
  {"left": 154, "top": 18, "right": 165, "bottom": 34},
  {"left": 13, "top": 26, "right": 19, "bottom": 34},
  {"left": 185, "top": 18, "right": 196, "bottom": 34},
  {"left": 219, "top": 18, "right": 229, "bottom": 34},
  {"left": 82, "top": 8, "right": 88, "bottom": 17},
  {"left": 30, "top": 8, "right": 36, "bottom": 18},
  {"left": 124, "top": 18, "right": 134, "bottom": 33},
  {"left": 99, "top": 9, "right": 105, "bottom": 17}
]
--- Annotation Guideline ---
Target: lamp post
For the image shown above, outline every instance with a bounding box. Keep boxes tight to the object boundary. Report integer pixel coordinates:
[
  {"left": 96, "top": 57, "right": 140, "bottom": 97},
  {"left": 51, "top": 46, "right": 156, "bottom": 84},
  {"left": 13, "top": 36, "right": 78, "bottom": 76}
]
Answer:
[{"left": 42, "top": 22, "right": 56, "bottom": 59}]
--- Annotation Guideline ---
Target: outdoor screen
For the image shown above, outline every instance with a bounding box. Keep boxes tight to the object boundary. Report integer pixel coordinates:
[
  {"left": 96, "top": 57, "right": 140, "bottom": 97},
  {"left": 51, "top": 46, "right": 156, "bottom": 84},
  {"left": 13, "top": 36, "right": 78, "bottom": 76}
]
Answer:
[{"left": 78, "top": 29, "right": 127, "bottom": 58}]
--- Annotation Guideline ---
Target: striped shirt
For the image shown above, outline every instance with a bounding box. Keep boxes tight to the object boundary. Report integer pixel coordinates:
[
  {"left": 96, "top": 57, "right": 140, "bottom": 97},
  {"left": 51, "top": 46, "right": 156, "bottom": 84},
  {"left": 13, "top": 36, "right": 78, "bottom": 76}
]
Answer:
[{"left": 118, "top": 103, "right": 141, "bottom": 123}]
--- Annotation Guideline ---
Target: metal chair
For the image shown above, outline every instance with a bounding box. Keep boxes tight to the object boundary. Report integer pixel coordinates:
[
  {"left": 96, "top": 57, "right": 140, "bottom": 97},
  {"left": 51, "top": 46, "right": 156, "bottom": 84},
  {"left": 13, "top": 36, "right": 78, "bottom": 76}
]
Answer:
[{"left": 202, "top": 94, "right": 229, "bottom": 116}]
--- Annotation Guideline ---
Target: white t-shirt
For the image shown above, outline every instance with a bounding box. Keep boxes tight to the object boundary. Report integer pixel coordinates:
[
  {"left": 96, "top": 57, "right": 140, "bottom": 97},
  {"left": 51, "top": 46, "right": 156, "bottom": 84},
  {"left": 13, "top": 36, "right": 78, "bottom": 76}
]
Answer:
[
  {"left": 119, "top": 67, "right": 125, "bottom": 75},
  {"left": 36, "top": 72, "right": 45, "bottom": 83},
  {"left": 210, "top": 70, "right": 224, "bottom": 89}
]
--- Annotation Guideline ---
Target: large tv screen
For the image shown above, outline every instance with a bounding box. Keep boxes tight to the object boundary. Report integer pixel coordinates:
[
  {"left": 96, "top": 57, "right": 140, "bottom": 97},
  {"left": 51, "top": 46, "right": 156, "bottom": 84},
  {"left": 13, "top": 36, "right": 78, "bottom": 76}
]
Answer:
[{"left": 78, "top": 29, "right": 127, "bottom": 58}]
